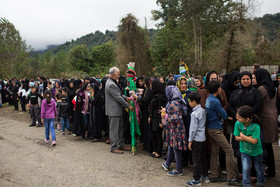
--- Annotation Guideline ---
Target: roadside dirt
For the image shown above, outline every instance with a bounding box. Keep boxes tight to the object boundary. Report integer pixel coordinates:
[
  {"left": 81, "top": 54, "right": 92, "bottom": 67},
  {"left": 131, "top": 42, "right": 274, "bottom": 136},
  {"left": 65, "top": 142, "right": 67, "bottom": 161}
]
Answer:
[{"left": 1, "top": 104, "right": 280, "bottom": 187}]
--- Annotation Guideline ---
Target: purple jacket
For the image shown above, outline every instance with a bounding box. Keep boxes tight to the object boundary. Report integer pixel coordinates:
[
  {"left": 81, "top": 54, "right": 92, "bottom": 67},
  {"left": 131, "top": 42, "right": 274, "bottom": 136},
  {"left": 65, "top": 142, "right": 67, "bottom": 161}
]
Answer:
[{"left": 41, "top": 98, "right": 57, "bottom": 119}]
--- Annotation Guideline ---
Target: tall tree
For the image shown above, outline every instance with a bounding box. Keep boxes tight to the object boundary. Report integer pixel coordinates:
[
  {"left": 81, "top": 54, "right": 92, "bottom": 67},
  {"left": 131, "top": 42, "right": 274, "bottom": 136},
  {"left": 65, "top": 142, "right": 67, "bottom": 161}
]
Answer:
[
  {"left": 0, "top": 17, "right": 29, "bottom": 78},
  {"left": 116, "top": 14, "right": 152, "bottom": 75},
  {"left": 68, "top": 44, "right": 91, "bottom": 73}
]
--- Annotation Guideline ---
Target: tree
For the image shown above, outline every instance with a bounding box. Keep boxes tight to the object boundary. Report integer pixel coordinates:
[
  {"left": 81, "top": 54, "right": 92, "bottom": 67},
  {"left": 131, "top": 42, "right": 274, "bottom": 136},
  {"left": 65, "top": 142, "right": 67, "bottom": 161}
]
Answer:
[
  {"left": 91, "top": 41, "right": 116, "bottom": 76},
  {"left": 152, "top": 0, "right": 234, "bottom": 74},
  {"left": 68, "top": 44, "right": 91, "bottom": 73},
  {"left": 0, "top": 17, "right": 29, "bottom": 78},
  {"left": 116, "top": 14, "right": 152, "bottom": 75}
]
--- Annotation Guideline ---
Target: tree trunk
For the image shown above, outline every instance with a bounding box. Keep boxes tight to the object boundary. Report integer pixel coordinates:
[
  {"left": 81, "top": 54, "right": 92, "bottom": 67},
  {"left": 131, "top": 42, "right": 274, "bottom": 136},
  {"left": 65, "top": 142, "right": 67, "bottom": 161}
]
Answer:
[{"left": 226, "top": 30, "right": 235, "bottom": 73}]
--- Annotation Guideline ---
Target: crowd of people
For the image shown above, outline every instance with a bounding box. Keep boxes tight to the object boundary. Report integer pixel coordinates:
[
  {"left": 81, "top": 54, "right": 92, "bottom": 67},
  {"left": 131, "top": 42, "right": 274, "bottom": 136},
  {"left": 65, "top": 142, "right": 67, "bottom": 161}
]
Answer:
[{"left": 0, "top": 64, "right": 279, "bottom": 187}]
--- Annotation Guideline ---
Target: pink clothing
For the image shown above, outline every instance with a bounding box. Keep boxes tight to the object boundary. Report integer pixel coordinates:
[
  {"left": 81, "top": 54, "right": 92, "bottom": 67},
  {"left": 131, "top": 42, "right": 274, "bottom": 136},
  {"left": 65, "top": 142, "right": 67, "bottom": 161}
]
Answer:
[{"left": 41, "top": 98, "right": 57, "bottom": 119}]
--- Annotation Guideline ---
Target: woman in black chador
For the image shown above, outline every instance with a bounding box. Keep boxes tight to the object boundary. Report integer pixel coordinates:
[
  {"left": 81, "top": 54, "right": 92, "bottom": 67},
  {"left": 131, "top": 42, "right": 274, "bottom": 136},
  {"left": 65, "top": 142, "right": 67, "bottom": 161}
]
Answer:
[
  {"left": 72, "top": 83, "right": 88, "bottom": 137},
  {"left": 92, "top": 77, "right": 108, "bottom": 141},
  {"left": 138, "top": 77, "right": 153, "bottom": 151}
]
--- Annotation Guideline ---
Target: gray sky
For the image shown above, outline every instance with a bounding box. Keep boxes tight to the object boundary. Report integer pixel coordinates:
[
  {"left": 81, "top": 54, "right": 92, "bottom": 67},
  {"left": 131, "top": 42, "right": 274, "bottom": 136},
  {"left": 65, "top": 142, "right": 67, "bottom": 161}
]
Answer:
[{"left": 0, "top": 0, "right": 279, "bottom": 50}]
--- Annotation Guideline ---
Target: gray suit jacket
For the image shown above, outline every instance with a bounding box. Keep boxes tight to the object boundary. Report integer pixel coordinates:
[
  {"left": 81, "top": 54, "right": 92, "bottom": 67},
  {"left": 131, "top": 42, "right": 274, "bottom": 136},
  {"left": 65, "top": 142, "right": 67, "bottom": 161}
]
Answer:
[{"left": 105, "top": 78, "right": 129, "bottom": 116}]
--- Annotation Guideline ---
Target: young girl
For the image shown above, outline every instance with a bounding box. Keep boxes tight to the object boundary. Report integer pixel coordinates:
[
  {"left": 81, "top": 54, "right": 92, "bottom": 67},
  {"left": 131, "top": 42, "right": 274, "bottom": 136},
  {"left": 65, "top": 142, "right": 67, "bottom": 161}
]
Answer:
[
  {"left": 18, "top": 82, "right": 28, "bottom": 112},
  {"left": 233, "top": 105, "right": 266, "bottom": 187},
  {"left": 41, "top": 90, "right": 57, "bottom": 146}
]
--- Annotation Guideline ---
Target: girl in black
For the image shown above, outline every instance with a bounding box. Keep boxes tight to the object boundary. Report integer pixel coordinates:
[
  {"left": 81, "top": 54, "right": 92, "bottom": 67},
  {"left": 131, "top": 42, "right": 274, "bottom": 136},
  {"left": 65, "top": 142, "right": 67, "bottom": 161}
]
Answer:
[{"left": 149, "top": 79, "right": 166, "bottom": 158}]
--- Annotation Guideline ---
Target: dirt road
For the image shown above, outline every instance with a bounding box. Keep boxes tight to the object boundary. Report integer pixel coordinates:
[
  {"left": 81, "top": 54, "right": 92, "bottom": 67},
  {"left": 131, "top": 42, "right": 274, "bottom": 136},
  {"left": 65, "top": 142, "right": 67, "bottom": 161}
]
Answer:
[{"left": 1, "top": 104, "right": 280, "bottom": 187}]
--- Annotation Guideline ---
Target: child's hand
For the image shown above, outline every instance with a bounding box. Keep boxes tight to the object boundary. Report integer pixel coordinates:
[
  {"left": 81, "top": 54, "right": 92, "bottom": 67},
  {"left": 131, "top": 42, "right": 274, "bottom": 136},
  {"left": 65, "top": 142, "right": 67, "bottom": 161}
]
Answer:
[
  {"left": 188, "top": 142, "right": 192, "bottom": 151},
  {"left": 159, "top": 123, "right": 164, "bottom": 128},
  {"left": 148, "top": 117, "right": 151, "bottom": 124},
  {"left": 41, "top": 118, "right": 43, "bottom": 124}
]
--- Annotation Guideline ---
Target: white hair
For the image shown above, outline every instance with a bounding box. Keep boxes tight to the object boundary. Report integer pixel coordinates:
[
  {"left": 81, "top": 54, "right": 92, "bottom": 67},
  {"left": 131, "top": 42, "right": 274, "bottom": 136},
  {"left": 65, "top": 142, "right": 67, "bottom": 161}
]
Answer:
[{"left": 109, "top": 67, "right": 119, "bottom": 75}]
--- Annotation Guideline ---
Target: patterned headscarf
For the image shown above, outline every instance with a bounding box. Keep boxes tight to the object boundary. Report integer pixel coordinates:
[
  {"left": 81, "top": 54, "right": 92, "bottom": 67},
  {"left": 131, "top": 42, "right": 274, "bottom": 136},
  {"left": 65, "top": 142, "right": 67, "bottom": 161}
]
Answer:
[{"left": 165, "top": 85, "right": 187, "bottom": 116}]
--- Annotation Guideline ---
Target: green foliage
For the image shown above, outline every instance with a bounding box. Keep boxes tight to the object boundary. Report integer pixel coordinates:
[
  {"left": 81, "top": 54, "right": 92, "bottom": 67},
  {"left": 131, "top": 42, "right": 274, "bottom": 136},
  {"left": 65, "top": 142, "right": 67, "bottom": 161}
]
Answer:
[
  {"left": 90, "top": 41, "right": 116, "bottom": 76},
  {"left": 116, "top": 14, "right": 153, "bottom": 75},
  {"left": 0, "top": 17, "right": 29, "bottom": 78},
  {"left": 68, "top": 44, "right": 91, "bottom": 73}
]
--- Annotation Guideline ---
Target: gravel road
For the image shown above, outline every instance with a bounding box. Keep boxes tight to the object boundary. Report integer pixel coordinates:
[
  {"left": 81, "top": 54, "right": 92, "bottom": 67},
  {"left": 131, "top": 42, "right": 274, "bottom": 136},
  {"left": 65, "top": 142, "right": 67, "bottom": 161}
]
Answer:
[{"left": 1, "top": 104, "right": 280, "bottom": 187}]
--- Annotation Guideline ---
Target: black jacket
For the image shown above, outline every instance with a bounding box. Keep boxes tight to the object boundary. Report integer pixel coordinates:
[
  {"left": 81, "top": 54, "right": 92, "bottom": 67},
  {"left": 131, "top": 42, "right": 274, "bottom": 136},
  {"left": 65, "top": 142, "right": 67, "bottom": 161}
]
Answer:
[
  {"left": 58, "top": 102, "right": 71, "bottom": 118},
  {"left": 229, "top": 87, "right": 263, "bottom": 119}
]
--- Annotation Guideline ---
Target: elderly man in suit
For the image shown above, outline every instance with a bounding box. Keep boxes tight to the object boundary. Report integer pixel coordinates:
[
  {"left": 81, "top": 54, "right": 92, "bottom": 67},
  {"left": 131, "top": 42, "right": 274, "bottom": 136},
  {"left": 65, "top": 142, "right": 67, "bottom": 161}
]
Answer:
[{"left": 105, "top": 67, "right": 133, "bottom": 154}]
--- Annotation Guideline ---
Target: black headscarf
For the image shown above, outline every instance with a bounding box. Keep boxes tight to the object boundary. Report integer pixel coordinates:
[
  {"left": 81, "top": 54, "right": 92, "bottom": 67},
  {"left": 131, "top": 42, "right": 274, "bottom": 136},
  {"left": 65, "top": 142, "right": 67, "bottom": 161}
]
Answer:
[
  {"left": 239, "top": 71, "right": 252, "bottom": 88},
  {"left": 254, "top": 68, "right": 276, "bottom": 99},
  {"left": 205, "top": 71, "right": 217, "bottom": 89},
  {"left": 222, "top": 70, "right": 240, "bottom": 100},
  {"left": 152, "top": 79, "right": 165, "bottom": 95}
]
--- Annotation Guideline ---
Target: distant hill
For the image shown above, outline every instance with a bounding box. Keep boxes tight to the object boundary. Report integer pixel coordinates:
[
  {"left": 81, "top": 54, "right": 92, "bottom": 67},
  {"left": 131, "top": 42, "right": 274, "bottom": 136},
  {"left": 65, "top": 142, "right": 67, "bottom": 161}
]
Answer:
[
  {"left": 38, "top": 29, "right": 158, "bottom": 55},
  {"left": 254, "top": 13, "right": 280, "bottom": 42}
]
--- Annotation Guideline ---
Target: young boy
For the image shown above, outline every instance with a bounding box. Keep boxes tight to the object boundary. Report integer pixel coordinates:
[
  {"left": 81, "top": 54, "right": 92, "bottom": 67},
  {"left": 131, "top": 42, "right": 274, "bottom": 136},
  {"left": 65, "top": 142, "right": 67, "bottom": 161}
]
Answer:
[
  {"left": 206, "top": 80, "right": 241, "bottom": 186},
  {"left": 186, "top": 91, "right": 209, "bottom": 186},
  {"left": 58, "top": 94, "right": 71, "bottom": 135},
  {"left": 27, "top": 86, "right": 43, "bottom": 127}
]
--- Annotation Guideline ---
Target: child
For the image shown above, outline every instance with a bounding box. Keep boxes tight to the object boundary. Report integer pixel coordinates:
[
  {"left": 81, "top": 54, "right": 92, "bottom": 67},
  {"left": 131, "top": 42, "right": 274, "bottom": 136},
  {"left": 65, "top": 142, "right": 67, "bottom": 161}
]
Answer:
[
  {"left": 59, "top": 94, "right": 71, "bottom": 135},
  {"left": 55, "top": 93, "right": 62, "bottom": 132},
  {"left": 27, "top": 86, "right": 43, "bottom": 127},
  {"left": 41, "top": 90, "right": 57, "bottom": 146},
  {"left": 186, "top": 91, "right": 209, "bottom": 186},
  {"left": 18, "top": 82, "right": 28, "bottom": 112},
  {"left": 234, "top": 105, "right": 266, "bottom": 187},
  {"left": 161, "top": 85, "right": 187, "bottom": 177},
  {"left": 205, "top": 80, "right": 241, "bottom": 186}
]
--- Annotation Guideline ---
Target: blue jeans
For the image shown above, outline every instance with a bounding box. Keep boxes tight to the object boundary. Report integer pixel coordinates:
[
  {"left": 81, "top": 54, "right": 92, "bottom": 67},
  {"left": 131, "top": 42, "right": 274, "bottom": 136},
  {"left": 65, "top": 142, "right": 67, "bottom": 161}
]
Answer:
[
  {"left": 165, "top": 146, "right": 183, "bottom": 172},
  {"left": 60, "top": 117, "right": 70, "bottom": 132},
  {"left": 241, "top": 153, "right": 266, "bottom": 187},
  {"left": 44, "top": 118, "right": 56, "bottom": 141}
]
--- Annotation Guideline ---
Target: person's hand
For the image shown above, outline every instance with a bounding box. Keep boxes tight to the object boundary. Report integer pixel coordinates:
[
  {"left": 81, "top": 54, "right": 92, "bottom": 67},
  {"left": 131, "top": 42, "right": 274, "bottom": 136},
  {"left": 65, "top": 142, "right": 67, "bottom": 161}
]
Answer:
[
  {"left": 228, "top": 117, "right": 233, "bottom": 121},
  {"left": 41, "top": 118, "right": 44, "bottom": 124},
  {"left": 27, "top": 103, "right": 30, "bottom": 108},
  {"left": 125, "top": 87, "right": 129, "bottom": 91},
  {"left": 148, "top": 117, "right": 151, "bottom": 124},
  {"left": 188, "top": 142, "right": 192, "bottom": 151},
  {"left": 132, "top": 93, "right": 138, "bottom": 99},
  {"left": 126, "top": 97, "right": 131, "bottom": 102},
  {"left": 129, "top": 105, "right": 134, "bottom": 111},
  {"left": 159, "top": 123, "right": 164, "bottom": 128}
]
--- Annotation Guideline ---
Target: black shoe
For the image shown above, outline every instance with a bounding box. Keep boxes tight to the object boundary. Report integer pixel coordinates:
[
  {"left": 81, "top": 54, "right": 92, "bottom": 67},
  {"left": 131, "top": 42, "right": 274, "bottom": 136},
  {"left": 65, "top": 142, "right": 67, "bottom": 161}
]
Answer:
[
  {"left": 210, "top": 176, "right": 227, "bottom": 182},
  {"left": 29, "top": 124, "right": 36, "bottom": 127},
  {"left": 227, "top": 179, "right": 243, "bottom": 186},
  {"left": 37, "top": 124, "right": 43, "bottom": 127}
]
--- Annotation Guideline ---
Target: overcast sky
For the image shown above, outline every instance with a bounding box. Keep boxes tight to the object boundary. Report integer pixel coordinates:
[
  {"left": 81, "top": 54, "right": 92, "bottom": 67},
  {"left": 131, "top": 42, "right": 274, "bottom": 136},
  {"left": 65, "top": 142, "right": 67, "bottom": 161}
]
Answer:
[{"left": 0, "top": 0, "right": 279, "bottom": 50}]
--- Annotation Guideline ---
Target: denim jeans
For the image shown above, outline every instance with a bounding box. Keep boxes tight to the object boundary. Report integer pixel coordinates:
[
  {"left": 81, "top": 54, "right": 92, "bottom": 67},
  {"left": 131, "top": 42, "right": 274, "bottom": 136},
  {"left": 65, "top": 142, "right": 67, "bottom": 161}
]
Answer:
[
  {"left": 44, "top": 118, "right": 56, "bottom": 141},
  {"left": 60, "top": 117, "right": 70, "bottom": 132},
  {"left": 165, "top": 146, "right": 183, "bottom": 172},
  {"left": 241, "top": 153, "right": 266, "bottom": 187}
]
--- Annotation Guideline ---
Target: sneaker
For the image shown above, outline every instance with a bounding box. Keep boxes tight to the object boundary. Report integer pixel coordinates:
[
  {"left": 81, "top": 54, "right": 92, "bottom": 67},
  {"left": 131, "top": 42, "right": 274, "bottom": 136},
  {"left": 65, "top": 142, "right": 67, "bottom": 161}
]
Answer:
[
  {"left": 210, "top": 176, "right": 227, "bottom": 182},
  {"left": 161, "top": 162, "right": 170, "bottom": 171},
  {"left": 201, "top": 176, "right": 210, "bottom": 183},
  {"left": 221, "top": 170, "right": 227, "bottom": 175},
  {"left": 45, "top": 139, "right": 49, "bottom": 144},
  {"left": 186, "top": 179, "right": 201, "bottom": 186},
  {"left": 51, "top": 140, "right": 56, "bottom": 146},
  {"left": 73, "top": 134, "right": 77, "bottom": 137},
  {"left": 29, "top": 124, "right": 36, "bottom": 127},
  {"left": 167, "top": 170, "right": 183, "bottom": 177},
  {"left": 227, "top": 179, "right": 242, "bottom": 186},
  {"left": 61, "top": 132, "right": 65, "bottom": 135}
]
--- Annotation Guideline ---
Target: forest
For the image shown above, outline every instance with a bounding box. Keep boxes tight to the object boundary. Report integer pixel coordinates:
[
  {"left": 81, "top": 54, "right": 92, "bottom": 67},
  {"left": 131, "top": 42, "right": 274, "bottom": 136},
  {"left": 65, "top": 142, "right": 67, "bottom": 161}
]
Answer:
[{"left": 0, "top": 0, "right": 280, "bottom": 79}]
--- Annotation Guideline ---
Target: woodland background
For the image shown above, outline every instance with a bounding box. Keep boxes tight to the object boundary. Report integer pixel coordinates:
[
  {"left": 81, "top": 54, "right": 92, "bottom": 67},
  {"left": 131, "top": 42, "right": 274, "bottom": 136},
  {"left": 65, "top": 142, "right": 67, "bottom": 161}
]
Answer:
[{"left": 1, "top": 0, "right": 280, "bottom": 79}]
